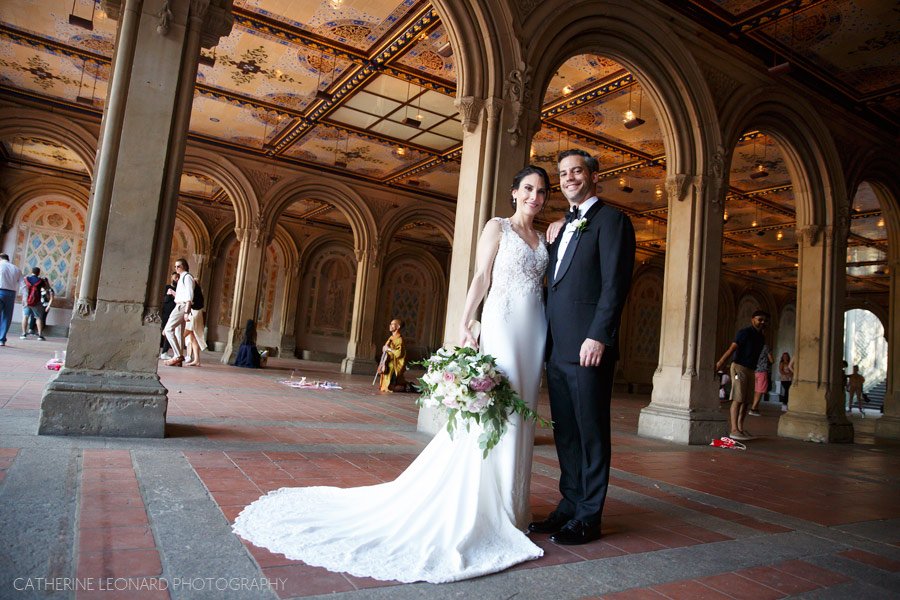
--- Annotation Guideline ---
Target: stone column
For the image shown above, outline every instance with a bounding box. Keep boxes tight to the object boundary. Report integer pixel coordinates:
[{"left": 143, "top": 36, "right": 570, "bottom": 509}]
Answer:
[
  {"left": 777, "top": 223, "right": 854, "bottom": 442},
  {"left": 638, "top": 172, "right": 728, "bottom": 444},
  {"left": 220, "top": 224, "right": 267, "bottom": 364},
  {"left": 876, "top": 258, "right": 900, "bottom": 439},
  {"left": 191, "top": 253, "right": 209, "bottom": 289},
  {"left": 278, "top": 262, "right": 301, "bottom": 357},
  {"left": 418, "top": 93, "right": 534, "bottom": 434},
  {"left": 39, "top": 0, "right": 232, "bottom": 437},
  {"left": 341, "top": 244, "right": 382, "bottom": 374}
]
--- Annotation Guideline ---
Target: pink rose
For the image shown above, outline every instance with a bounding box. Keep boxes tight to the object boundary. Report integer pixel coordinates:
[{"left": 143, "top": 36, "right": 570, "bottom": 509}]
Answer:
[
  {"left": 469, "top": 376, "right": 496, "bottom": 392},
  {"left": 442, "top": 371, "right": 456, "bottom": 384}
]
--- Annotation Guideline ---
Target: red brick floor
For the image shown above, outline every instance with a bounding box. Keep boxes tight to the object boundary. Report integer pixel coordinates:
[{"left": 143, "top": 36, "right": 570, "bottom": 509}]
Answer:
[
  {"left": 2, "top": 338, "right": 900, "bottom": 598},
  {"left": 75, "top": 449, "right": 168, "bottom": 600}
]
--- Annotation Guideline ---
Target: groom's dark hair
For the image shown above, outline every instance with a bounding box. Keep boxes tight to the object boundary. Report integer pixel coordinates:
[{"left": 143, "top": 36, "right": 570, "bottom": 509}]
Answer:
[{"left": 558, "top": 149, "right": 599, "bottom": 174}]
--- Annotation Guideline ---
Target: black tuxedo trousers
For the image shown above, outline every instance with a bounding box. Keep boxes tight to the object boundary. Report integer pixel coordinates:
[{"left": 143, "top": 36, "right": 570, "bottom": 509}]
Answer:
[{"left": 546, "top": 201, "right": 635, "bottom": 525}]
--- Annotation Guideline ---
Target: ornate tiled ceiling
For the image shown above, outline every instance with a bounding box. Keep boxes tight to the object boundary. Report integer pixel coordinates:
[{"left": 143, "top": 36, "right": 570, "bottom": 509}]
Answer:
[
  {"left": 0, "top": 1, "right": 890, "bottom": 293},
  {"left": 0, "top": 135, "right": 87, "bottom": 174},
  {"left": 675, "top": 0, "right": 900, "bottom": 125}
]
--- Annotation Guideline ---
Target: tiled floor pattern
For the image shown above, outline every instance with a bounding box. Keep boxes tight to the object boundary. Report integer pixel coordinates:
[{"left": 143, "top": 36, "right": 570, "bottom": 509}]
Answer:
[
  {"left": 2, "top": 337, "right": 899, "bottom": 598},
  {"left": 75, "top": 449, "right": 168, "bottom": 599}
]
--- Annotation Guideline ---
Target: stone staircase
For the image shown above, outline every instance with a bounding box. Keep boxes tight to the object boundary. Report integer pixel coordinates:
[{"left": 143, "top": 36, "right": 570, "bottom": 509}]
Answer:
[{"left": 864, "top": 379, "right": 886, "bottom": 412}]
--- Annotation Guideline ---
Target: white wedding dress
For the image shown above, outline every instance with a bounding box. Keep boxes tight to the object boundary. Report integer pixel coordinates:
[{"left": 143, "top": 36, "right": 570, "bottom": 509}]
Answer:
[{"left": 233, "top": 217, "right": 548, "bottom": 583}]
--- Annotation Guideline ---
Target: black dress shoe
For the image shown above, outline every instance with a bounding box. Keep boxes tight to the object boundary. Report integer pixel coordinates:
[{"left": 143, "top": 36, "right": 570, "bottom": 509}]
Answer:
[
  {"left": 549, "top": 519, "right": 601, "bottom": 545},
  {"left": 528, "top": 511, "right": 572, "bottom": 534}
]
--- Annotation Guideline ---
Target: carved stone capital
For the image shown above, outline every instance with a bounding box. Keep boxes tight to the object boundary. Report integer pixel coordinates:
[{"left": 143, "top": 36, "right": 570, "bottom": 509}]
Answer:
[
  {"left": 455, "top": 96, "right": 484, "bottom": 134},
  {"left": 503, "top": 62, "right": 533, "bottom": 147},
  {"left": 484, "top": 97, "right": 503, "bottom": 125},
  {"left": 199, "top": 0, "right": 234, "bottom": 49},
  {"left": 665, "top": 174, "right": 691, "bottom": 203},
  {"left": 796, "top": 224, "right": 824, "bottom": 247},
  {"left": 74, "top": 297, "right": 94, "bottom": 319},
  {"left": 234, "top": 227, "right": 248, "bottom": 243},
  {"left": 156, "top": 0, "right": 173, "bottom": 35},
  {"left": 143, "top": 308, "right": 162, "bottom": 324}
]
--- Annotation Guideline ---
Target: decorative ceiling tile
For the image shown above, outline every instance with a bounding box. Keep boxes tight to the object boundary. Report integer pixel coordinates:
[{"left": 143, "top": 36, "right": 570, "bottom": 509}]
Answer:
[
  {"left": 2, "top": 135, "right": 87, "bottom": 172},
  {"left": 394, "top": 24, "right": 456, "bottom": 83},
  {"left": 284, "top": 124, "right": 428, "bottom": 177},
  {"left": 544, "top": 54, "right": 624, "bottom": 104}
]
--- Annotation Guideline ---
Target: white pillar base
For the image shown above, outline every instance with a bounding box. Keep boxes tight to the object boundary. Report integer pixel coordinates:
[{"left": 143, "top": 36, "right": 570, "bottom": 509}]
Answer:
[
  {"left": 637, "top": 404, "right": 727, "bottom": 445},
  {"left": 39, "top": 369, "right": 167, "bottom": 438},
  {"left": 874, "top": 414, "right": 900, "bottom": 440},
  {"left": 340, "top": 357, "right": 378, "bottom": 376},
  {"left": 777, "top": 410, "right": 854, "bottom": 443}
]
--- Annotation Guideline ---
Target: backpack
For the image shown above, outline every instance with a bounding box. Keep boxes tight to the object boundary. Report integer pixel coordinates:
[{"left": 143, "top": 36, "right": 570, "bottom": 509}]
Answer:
[
  {"left": 191, "top": 280, "right": 204, "bottom": 311},
  {"left": 25, "top": 278, "right": 43, "bottom": 307}
]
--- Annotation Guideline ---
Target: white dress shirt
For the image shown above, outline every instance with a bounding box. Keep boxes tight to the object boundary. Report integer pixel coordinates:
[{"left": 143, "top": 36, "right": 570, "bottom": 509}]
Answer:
[
  {"left": 174, "top": 272, "right": 195, "bottom": 304},
  {"left": 0, "top": 260, "right": 24, "bottom": 292},
  {"left": 554, "top": 196, "right": 599, "bottom": 278}
]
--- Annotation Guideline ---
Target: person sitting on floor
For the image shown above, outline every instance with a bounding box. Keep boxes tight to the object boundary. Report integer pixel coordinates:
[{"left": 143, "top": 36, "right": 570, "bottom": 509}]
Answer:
[
  {"left": 234, "top": 319, "right": 261, "bottom": 369},
  {"left": 378, "top": 318, "right": 407, "bottom": 392}
]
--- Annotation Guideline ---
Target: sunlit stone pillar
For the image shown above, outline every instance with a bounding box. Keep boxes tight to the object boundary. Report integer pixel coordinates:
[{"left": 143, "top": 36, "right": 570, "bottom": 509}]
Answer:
[
  {"left": 638, "top": 171, "right": 728, "bottom": 444},
  {"left": 876, "top": 258, "right": 900, "bottom": 439},
  {"left": 777, "top": 223, "right": 854, "bottom": 442},
  {"left": 39, "top": 0, "right": 232, "bottom": 437},
  {"left": 220, "top": 224, "right": 267, "bottom": 364},
  {"left": 341, "top": 245, "right": 382, "bottom": 374},
  {"left": 278, "top": 262, "right": 301, "bottom": 357},
  {"left": 418, "top": 93, "right": 534, "bottom": 434}
]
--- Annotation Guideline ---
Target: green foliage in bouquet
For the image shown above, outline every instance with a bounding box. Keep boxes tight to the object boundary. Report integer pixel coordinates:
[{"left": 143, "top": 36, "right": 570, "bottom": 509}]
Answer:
[{"left": 415, "top": 345, "right": 550, "bottom": 459}]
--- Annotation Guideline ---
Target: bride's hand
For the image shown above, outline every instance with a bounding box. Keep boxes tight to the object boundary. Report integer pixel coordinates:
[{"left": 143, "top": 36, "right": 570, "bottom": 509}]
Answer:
[
  {"left": 546, "top": 218, "right": 566, "bottom": 244},
  {"left": 459, "top": 324, "right": 478, "bottom": 349}
]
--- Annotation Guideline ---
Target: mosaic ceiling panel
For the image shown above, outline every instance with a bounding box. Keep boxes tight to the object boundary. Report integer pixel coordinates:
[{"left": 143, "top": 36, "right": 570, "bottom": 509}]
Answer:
[
  {"left": 236, "top": 0, "right": 420, "bottom": 53},
  {"left": 729, "top": 134, "right": 792, "bottom": 191},
  {"left": 544, "top": 54, "right": 624, "bottom": 104},
  {"left": 284, "top": 123, "right": 430, "bottom": 178},
  {"left": 682, "top": 0, "right": 899, "bottom": 122},
  {"left": 1, "top": 135, "right": 88, "bottom": 173},
  {"left": 756, "top": 2, "right": 899, "bottom": 96},
  {"left": 395, "top": 160, "right": 459, "bottom": 196},
  {"left": 393, "top": 24, "right": 455, "bottom": 83},
  {"left": 180, "top": 173, "right": 222, "bottom": 199}
]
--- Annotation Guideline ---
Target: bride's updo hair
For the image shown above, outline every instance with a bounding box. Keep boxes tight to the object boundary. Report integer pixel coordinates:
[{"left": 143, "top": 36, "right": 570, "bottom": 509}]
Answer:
[{"left": 510, "top": 165, "right": 551, "bottom": 209}]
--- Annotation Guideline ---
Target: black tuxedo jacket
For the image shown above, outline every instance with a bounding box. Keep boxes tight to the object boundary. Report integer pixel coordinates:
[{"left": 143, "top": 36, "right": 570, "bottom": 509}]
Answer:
[{"left": 546, "top": 199, "right": 636, "bottom": 363}]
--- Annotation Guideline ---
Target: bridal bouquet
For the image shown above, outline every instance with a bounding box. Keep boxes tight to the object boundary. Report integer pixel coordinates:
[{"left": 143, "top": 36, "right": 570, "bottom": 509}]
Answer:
[{"left": 416, "top": 345, "right": 548, "bottom": 458}]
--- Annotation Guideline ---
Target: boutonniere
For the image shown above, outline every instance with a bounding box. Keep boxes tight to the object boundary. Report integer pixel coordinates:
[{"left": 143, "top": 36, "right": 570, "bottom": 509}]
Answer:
[{"left": 572, "top": 217, "right": 588, "bottom": 232}]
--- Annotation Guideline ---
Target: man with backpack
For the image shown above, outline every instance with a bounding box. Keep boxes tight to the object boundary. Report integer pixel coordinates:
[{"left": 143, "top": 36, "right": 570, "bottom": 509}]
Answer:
[{"left": 21, "top": 267, "right": 52, "bottom": 341}]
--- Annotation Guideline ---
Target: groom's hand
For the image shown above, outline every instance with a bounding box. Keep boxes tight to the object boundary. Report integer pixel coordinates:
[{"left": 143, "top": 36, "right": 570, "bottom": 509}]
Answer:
[{"left": 580, "top": 338, "right": 605, "bottom": 367}]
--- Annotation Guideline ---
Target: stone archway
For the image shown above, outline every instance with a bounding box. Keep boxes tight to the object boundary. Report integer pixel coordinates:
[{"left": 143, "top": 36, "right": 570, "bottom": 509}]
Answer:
[
  {"left": 523, "top": 0, "right": 724, "bottom": 443},
  {"left": 721, "top": 88, "right": 850, "bottom": 442},
  {"left": 0, "top": 107, "right": 98, "bottom": 176}
]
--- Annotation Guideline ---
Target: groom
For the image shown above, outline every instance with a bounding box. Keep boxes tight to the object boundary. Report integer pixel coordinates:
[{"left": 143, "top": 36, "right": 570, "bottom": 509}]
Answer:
[{"left": 530, "top": 149, "right": 635, "bottom": 545}]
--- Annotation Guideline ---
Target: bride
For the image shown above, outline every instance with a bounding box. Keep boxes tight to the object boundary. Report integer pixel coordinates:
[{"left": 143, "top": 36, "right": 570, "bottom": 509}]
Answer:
[{"left": 233, "top": 165, "right": 551, "bottom": 583}]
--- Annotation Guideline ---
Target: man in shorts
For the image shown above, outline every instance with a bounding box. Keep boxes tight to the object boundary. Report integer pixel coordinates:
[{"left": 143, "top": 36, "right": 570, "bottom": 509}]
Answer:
[{"left": 715, "top": 310, "right": 769, "bottom": 440}]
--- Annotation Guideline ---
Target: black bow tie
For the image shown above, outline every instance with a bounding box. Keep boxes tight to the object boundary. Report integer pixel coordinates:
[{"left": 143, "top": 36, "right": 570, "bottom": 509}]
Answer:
[{"left": 565, "top": 207, "right": 580, "bottom": 224}]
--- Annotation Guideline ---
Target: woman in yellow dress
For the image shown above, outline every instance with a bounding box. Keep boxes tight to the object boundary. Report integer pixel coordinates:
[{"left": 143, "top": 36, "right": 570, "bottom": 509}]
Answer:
[{"left": 378, "top": 319, "right": 406, "bottom": 392}]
